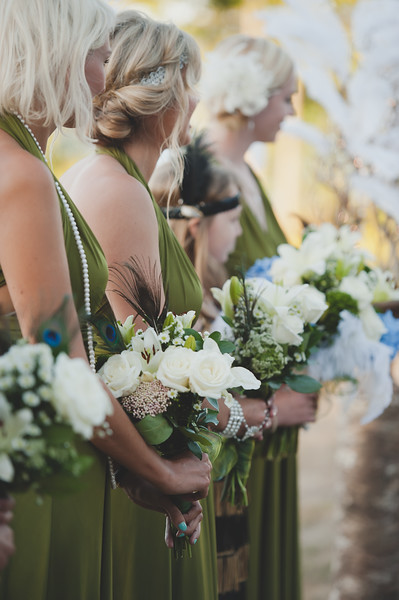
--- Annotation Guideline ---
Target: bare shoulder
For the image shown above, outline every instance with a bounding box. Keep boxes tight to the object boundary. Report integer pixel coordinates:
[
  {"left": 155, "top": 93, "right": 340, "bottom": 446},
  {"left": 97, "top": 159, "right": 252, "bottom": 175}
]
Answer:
[
  {"left": 61, "top": 153, "right": 159, "bottom": 266},
  {"left": 0, "top": 135, "right": 58, "bottom": 217}
]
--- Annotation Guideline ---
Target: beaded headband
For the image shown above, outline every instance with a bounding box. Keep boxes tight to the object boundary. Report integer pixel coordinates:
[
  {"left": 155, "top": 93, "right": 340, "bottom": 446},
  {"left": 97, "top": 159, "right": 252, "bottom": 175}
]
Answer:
[
  {"left": 140, "top": 52, "right": 188, "bottom": 86},
  {"left": 162, "top": 193, "right": 240, "bottom": 220}
]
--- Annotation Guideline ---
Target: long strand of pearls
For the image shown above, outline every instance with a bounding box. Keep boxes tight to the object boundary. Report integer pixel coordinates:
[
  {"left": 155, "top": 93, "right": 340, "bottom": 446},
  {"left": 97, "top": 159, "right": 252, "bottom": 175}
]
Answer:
[{"left": 15, "top": 114, "right": 96, "bottom": 371}]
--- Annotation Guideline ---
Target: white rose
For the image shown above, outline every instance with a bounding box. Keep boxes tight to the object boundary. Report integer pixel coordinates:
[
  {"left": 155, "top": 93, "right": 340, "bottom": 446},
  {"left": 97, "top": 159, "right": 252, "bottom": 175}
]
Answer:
[
  {"left": 99, "top": 350, "right": 142, "bottom": 399},
  {"left": 53, "top": 354, "right": 113, "bottom": 438},
  {"left": 156, "top": 346, "right": 193, "bottom": 392},
  {"left": 189, "top": 337, "right": 235, "bottom": 399},
  {"left": 294, "top": 285, "right": 328, "bottom": 324}
]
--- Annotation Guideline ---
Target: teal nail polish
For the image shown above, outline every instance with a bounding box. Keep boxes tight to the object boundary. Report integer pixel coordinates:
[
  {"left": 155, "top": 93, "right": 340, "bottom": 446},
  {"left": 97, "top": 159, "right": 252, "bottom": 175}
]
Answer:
[
  {"left": 193, "top": 538, "right": 198, "bottom": 545},
  {"left": 178, "top": 522, "right": 187, "bottom": 532},
  {"left": 177, "top": 531, "right": 185, "bottom": 538}
]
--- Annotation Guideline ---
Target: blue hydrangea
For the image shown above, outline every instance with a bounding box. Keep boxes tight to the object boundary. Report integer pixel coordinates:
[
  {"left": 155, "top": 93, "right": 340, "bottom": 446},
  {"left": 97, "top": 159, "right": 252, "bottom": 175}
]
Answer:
[
  {"left": 246, "top": 256, "right": 277, "bottom": 281},
  {"left": 379, "top": 310, "right": 399, "bottom": 359}
]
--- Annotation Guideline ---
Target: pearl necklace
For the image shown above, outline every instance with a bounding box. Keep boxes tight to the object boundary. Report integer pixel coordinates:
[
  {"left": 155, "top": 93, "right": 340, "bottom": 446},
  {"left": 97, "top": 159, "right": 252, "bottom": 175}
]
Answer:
[{"left": 15, "top": 114, "right": 96, "bottom": 371}]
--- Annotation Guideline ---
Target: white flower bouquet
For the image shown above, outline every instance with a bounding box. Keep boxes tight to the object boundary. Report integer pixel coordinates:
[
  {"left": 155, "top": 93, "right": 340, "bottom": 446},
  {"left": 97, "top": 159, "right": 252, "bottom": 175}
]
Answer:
[
  {"left": 0, "top": 339, "right": 113, "bottom": 498},
  {"left": 267, "top": 222, "right": 399, "bottom": 422},
  {"left": 100, "top": 310, "right": 260, "bottom": 460},
  {"left": 99, "top": 309, "right": 259, "bottom": 556},
  {"left": 210, "top": 275, "right": 326, "bottom": 504}
]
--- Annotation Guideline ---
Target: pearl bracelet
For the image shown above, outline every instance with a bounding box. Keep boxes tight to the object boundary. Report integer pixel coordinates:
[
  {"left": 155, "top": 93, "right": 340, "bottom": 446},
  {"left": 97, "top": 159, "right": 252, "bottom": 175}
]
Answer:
[{"left": 221, "top": 398, "right": 245, "bottom": 439}]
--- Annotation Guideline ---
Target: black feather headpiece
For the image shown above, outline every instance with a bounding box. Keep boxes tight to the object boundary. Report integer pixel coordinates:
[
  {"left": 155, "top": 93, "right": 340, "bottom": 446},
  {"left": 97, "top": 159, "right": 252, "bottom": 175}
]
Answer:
[{"left": 162, "top": 133, "right": 240, "bottom": 219}]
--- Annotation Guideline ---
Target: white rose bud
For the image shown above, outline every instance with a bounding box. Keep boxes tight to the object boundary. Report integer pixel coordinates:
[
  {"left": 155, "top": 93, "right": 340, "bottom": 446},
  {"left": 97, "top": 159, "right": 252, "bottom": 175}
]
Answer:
[{"left": 156, "top": 346, "right": 193, "bottom": 392}]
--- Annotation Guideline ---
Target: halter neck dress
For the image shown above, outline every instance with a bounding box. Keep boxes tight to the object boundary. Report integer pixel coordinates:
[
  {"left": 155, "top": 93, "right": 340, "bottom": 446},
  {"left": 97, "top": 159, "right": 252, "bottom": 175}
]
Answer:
[
  {"left": 96, "top": 146, "right": 218, "bottom": 600},
  {"left": 225, "top": 169, "right": 302, "bottom": 600},
  {"left": 0, "top": 113, "right": 112, "bottom": 600}
]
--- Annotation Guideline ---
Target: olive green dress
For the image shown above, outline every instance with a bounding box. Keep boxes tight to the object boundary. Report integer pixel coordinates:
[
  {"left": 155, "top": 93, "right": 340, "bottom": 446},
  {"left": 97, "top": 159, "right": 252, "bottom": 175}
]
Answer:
[
  {"left": 97, "top": 147, "right": 218, "bottom": 600},
  {"left": 226, "top": 169, "right": 302, "bottom": 600},
  {"left": 0, "top": 114, "right": 112, "bottom": 600}
]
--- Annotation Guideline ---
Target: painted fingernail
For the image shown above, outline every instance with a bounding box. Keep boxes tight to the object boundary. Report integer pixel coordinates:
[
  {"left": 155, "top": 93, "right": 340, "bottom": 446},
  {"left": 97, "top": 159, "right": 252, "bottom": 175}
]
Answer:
[
  {"left": 193, "top": 538, "right": 198, "bottom": 545},
  {"left": 177, "top": 531, "right": 185, "bottom": 538},
  {"left": 178, "top": 522, "right": 187, "bottom": 532}
]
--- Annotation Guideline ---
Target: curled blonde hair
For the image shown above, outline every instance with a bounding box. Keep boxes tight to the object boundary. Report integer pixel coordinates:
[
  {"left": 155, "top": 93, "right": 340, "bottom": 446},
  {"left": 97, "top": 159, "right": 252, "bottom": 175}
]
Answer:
[
  {"left": 202, "top": 34, "right": 294, "bottom": 128},
  {"left": 0, "top": 0, "right": 114, "bottom": 140},
  {"left": 92, "top": 10, "right": 201, "bottom": 186}
]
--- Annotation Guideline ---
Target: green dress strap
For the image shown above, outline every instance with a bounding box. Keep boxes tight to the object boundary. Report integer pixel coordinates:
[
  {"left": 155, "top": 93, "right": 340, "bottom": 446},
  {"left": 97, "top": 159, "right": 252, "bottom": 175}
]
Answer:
[
  {"left": 0, "top": 113, "right": 108, "bottom": 316},
  {"left": 97, "top": 146, "right": 203, "bottom": 316},
  {"left": 225, "top": 167, "right": 286, "bottom": 275}
]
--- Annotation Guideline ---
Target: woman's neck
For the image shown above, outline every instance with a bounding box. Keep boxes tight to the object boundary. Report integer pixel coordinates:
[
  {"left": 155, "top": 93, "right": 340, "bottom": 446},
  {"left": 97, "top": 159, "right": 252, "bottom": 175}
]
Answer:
[
  {"left": 123, "top": 137, "right": 161, "bottom": 182},
  {"left": 207, "top": 120, "right": 253, "bottom": 166},
  {"left": 27, "top": 121, "right": 54, "bottom": 155}
]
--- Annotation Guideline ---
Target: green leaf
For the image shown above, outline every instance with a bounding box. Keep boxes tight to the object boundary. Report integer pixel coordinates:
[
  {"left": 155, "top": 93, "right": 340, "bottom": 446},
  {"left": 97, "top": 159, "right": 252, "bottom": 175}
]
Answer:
[
  {"left": 285, "top": 374, "right": 322, "bottom": 393},
  {"left": 209, "top": 331, "right": 221, "bottom": 342},
  {"left": 212, "top": 439, "right": 238, "bottom": 481},
  {"left": 134, "top": 414, "right": 173, "bottom": 445},
  {"left": 222, "top": 315, "right": 234, "bottom": 328},
  {"left": 217, "top": 340, "right": 236, "bottom": 354},
  {"left": 205, "top": 396, "right": 220, "bottom": 411},
  {"left": 187, "top": 440, "right": 203, "bottom": 460}
]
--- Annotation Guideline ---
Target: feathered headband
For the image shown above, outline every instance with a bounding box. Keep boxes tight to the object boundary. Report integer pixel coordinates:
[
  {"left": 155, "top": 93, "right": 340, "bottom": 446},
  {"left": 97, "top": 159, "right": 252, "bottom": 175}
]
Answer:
[{"left": 162, "top": 134, "right": 240, "bottom": 219}]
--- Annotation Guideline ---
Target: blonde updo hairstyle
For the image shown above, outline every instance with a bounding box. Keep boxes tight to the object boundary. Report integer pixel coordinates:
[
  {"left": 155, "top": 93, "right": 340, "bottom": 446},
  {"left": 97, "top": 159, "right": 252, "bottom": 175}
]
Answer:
[
  {"left": 92, "top": 10, "right": 201, "bottom": 184},
  {"left": 151, "top": 160, "right": 237, "bottom": 315},
  {"left": 203, "top": 34, "right": 294, "bottom": 130},
  {"left": 0, "top": 0, "right": 114, "bottom": 141}
]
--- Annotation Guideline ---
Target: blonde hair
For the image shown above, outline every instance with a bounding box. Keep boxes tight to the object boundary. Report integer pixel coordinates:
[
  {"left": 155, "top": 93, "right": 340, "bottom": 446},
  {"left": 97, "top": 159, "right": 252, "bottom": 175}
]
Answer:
[
  {"left": 92, "top": 10, "right": 201, "bottom": 187},
  {"left": 202, "top": 34, "right": 294, "bottom": 128},
  {"left": 0, "top": 0, "right": 114, "bottom": 140},
  {"left": 151, "top": 160, "right": 236, "bottom": 324}
]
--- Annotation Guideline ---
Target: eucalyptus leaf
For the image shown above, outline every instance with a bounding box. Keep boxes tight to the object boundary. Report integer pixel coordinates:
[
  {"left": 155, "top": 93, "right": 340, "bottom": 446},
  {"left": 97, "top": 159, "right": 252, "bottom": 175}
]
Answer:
[
  {"left": 217, "top": 340, "right": 236, "bottom": 354},
  {"left": 206, "top": 396, "right": 220, "bottom": 411},
  {"left": 187, "top": 440, "right": 202, "bottom": 460}
]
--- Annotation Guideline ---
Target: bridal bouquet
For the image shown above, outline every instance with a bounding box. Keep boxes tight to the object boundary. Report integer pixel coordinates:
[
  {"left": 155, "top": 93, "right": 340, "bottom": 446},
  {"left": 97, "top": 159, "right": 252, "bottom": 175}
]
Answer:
[
  {"left": 99, "top": 308, "right": 260, "bottom": 555},
  {"left": 100, "top": 309, "right": 259, "bottom": 459},
  {"left": 0, "top": 331, "right": 113, "bottom": 498},
  {"left": 257, "top": 223, "right": 399, "bottom": 423},
  {"left": 210, "top": 275, "right": 326, "bottom": 504}
]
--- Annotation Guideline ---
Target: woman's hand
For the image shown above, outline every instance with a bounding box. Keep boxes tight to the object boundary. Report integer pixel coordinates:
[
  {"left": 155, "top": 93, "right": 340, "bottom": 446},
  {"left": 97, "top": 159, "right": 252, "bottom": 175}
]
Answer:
[
  {"left": 274, "top": 385, "right": 318, "bottom": 427},
  {"left": 119, "top": 472, "right": 203, "bottom": 547},
  {"left": 159, "top": 451, "right": 212, "bottom": 498},
  {"left": 239, "top": 397, "right": 270, "bottom": 440}
]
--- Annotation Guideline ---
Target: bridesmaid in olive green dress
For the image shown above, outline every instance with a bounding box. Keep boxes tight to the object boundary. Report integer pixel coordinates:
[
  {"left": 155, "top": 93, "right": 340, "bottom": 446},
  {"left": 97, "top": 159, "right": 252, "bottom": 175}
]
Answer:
[
  {"left": 0, "top": 3, "right": 212, "bottom": 599},
  {"left": 62, "top": 11, "right": 218, "bottom": 600},
  {"left": 202, "top": 35, "right": 318, "bottom": 600}
]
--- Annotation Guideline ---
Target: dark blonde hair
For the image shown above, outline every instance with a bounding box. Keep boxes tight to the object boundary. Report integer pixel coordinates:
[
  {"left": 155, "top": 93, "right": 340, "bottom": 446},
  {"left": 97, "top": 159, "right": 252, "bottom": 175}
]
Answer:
[{"left": 92, "top": 10, "right": 201, "bottom": 186}]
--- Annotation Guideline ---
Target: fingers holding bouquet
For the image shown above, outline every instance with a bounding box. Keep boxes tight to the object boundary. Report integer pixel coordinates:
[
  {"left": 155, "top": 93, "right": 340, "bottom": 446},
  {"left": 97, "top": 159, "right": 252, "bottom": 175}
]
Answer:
[{"left": 274, "top": 385, "right": 318, "bottom": 426}]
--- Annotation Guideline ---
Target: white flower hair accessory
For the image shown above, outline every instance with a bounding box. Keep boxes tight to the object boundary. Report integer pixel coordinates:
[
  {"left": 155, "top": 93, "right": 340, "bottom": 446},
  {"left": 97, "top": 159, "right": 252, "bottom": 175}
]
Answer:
[{"left": 201, "top": 47, "right": 275, "bottom": 117}]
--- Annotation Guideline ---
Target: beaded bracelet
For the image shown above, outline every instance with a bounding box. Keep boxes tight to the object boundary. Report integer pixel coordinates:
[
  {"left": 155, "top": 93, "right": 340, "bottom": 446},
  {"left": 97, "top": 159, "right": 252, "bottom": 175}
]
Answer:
[{"left": 221, "top": 398, "right": 245, "bottom": 438}]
